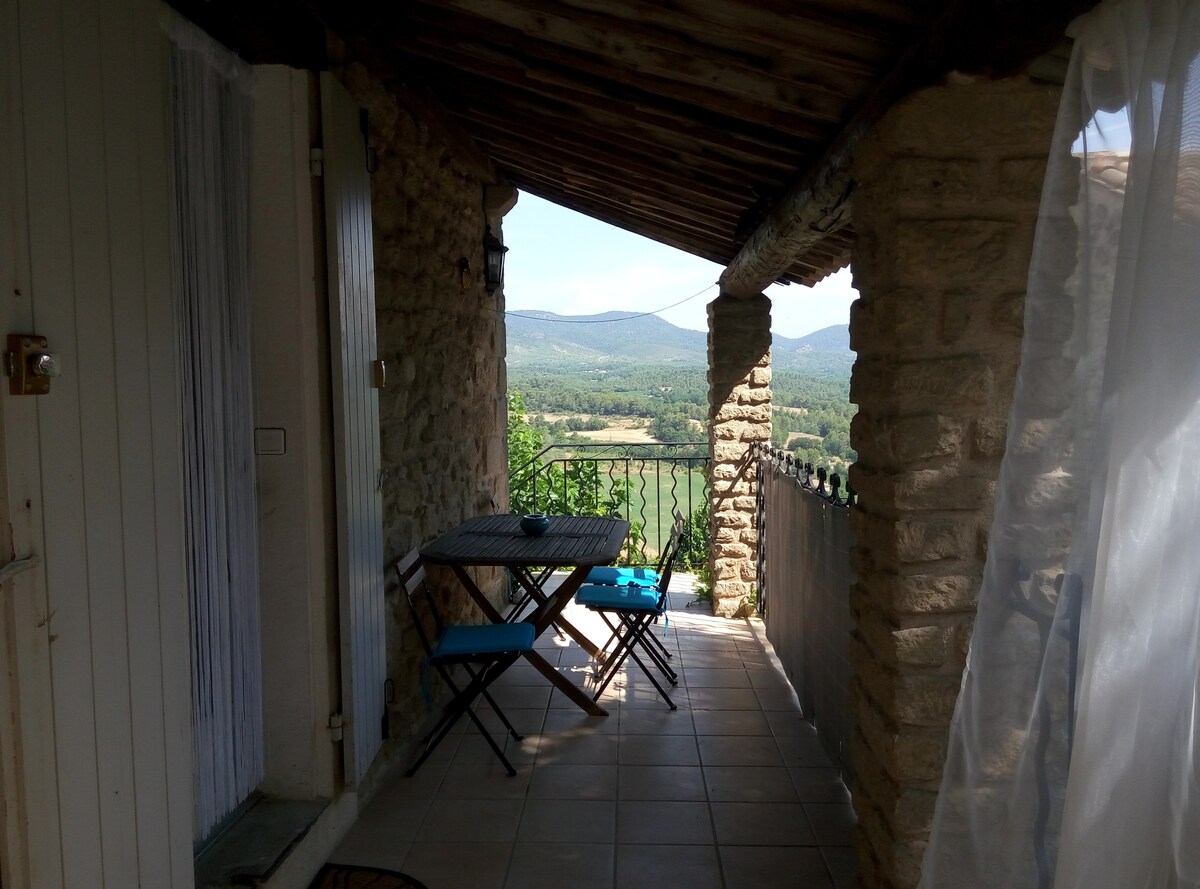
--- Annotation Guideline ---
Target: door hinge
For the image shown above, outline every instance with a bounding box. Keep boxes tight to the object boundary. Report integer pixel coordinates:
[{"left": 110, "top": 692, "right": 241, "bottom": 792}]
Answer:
[
  {"left": 310, "top": 148, "right": 325, "bottom": 178},
  {"left": 328, "top": 712, "right": 344, "bottom": 742}
]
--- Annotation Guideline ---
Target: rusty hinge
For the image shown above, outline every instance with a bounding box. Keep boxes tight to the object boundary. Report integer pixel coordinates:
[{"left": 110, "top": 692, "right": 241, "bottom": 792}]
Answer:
[
  {"left": 310, "top": 148, "right": 324, "bottom": 178},
  {"left": 328, "top": 712, "right": 344, "bottom": 742}
]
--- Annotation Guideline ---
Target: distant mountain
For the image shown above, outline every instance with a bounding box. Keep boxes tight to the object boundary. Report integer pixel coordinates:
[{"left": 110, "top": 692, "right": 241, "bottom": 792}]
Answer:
[
  {"left": 505, "top": 310, "right": 705, "bottom": 365},
  {"left": 506, "top": 310, "right": 851, "bottom": 371}
]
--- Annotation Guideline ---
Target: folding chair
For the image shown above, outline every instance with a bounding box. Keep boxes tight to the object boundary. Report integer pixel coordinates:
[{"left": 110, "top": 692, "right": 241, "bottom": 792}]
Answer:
[
  {"left": 574, "top": 522, "right": 683, "bottom": 709},
  {"left": 583, "top": 511, "right": 685, "bottom": 592},
  {"left": 395, "top": 549, "right": 535, "bottom": 777}
]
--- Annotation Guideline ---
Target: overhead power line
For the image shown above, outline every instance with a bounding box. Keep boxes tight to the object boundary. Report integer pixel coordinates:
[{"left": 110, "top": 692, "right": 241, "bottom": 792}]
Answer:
[{"left": 505, "top": 281, "right": 718, "bottom": 324}]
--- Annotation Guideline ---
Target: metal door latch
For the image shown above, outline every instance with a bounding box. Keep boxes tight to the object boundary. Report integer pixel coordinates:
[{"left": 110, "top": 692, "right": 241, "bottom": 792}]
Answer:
[{"left": 6, "top": 334, "right": 60, "bottom": 396}]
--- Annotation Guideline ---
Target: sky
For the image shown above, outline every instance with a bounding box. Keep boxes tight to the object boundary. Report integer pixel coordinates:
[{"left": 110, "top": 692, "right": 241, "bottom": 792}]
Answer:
[{"left": 501, "top": 192, "right": 858, "bottom": 339}]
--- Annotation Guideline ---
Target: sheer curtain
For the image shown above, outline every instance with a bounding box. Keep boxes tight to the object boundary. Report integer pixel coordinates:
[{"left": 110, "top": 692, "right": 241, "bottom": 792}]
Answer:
[
  {"left": 922, "top": 1, "right": 1200, "bottom": 887},
  {"left": 166, "top": 14, "right": 261, "bottom": 843}
]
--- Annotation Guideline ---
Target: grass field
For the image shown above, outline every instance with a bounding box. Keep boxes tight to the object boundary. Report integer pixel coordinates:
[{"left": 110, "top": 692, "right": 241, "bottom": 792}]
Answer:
[{"left": 615, "top": 464, "right": 708, "bottom": 563}]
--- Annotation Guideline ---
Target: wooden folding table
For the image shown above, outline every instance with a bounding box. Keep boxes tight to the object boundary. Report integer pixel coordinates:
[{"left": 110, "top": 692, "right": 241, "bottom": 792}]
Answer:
[{"left": 421, "top": 514, "right": 630, "bottom": 717}]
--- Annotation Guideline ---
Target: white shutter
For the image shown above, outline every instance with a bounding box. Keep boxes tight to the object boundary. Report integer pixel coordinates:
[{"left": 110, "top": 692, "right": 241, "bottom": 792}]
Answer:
[{"left": 320, "top": 73, "right": 387, "bottom": 786}]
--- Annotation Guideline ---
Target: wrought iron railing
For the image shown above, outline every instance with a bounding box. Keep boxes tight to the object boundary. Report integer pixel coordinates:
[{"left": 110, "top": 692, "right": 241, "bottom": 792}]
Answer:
[
  {"left": 509, "top": 442, "right": 710, "bottom": 566},
  {"left": 754, "top": 441, "right": 855, "bottom": 778}
]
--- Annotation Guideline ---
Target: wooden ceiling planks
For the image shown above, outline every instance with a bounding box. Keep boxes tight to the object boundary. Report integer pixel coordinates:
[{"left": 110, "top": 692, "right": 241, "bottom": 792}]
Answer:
[{"left": 189, "top": 0, "right": 1086, "bottom": 291}]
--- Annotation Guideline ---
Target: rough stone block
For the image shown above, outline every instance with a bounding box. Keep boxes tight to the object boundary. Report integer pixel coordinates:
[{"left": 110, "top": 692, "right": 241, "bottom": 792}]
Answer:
[
  {"left": 712, "top": 420, "right": 752, "bottom": 441},
  {"left": 853, "top": 466, "right": 995, "bottom": 513},
  {"left": 851, "top": 288, "right": 942, "bottom": 357},
  {"left": 893, "top": 625, "right": 950, "bottom": 668},
  {"left": 972, "top": 417, "right": 1008, "bottom": 460},
  {"left": 713, "top": 542, "right": 751, "bottom": 561},
  {"left": 712, "top": 403, "right": 771, "bottom": 425},
  {"left": 997, "top": 157, "right": 1052, "bottom": 203}
]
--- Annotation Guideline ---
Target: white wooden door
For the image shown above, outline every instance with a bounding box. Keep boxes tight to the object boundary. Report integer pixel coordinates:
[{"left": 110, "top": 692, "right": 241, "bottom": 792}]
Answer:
[
  {"left": 0, "top": 0, "right": 193, "bottom": 885},
  {"left": 320, "top": 73, "right": 387, "bottom": 786}
]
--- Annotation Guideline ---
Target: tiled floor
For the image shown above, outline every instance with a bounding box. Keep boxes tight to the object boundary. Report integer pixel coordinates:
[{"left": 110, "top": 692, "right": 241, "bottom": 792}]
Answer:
[{"left": 330, "top": 576, "right": 857, "bottom": 889}]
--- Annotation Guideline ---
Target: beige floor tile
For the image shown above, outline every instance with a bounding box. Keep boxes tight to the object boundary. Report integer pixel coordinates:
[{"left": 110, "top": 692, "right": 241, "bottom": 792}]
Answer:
[
  {"left": 618, "top": 708, "right": 695, "bottom": 735},
  {"left": 766, "top": 709, "right": 813, "bottom": 736},
  {"left": 746, "top": 667, "right": 792, "bottom": 689},
  {"left": 753, "top": 686, "right": 804, "bottom": 711},
  {"left": 505, "top": 842, "right": 615, "bottom": 889},
  {"left": 452, "top": 731, "right": 539, "bottom": 767},
  {"left": 698, "top": 735, "right": 785, "bottom": 768},
  {"left": 403, "top": 841, "right": 512, "bottom": 889},
  {"left": 789, "top": 767, "right": 852, "bottom": 804},
  {"left": 720, "top": 845, "right": 834, "bottom": 889},
  {"left": 537, "top": 732, "right": 619, "bottom": 765},
  {"left": 527, "top": 763, "right": 618, "bottom": 800},
  {"left": 776, "top": 733, "right": 835, "bottom": 768},
  {"left": 542, "top": 709, "right": 618, "bottom": 736},
  {"left": 517, "top": 799, "right": 616, "bottom": 844},
  {"left": 805, "top": 802, "right": 856, "bottom": 846},
  {"left": 464, "top": 705, "right": 547, "bottom": 737},
  {"left": 688, "top": 686, "right": 761, "bottom": 710},
  {"left": 338, "top": 797, "right": 429, "bottom": 843},
  {"left": 692, "top": 709, "right": 772, "bottom": 736},
  {"left": 329, "top": 593, "right": 864, "bottom": 889},
  {"left": 711, "top": 802, "right": 816, "bottom": 846},
  {"left": 679, "top": 648, "right": 749, "bottom": 669},
  {"left": 684, "top": 667, "right": 752, "bottom": 688},
  {"left": 617, "top": 734, "right": 699, "bottom": 766},
  {"left": 436, "top": 760, "right": 532, "bottom": 800},
  {"left": 487, "top": 685, "right": 552, "bottom": 710},
  {"left": 415, "top": 799, "right": 524, "bottom": 842},
  {"left": 617, "top": 765, "right": 707, "bottom": 801},
  {"left": 615, "top": 843, "right": 723, "bottom": 889},
  {"left": 704, "top": 766, "right": 799, "bottom": 802},
  {"left": 616, "top": 800, "right": 715, "bottom": 845}
]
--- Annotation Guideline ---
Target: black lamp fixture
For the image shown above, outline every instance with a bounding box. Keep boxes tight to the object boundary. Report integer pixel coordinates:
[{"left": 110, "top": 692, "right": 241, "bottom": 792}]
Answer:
[{"left": 483, "top": 225, "right": 509, "bottom": 294}]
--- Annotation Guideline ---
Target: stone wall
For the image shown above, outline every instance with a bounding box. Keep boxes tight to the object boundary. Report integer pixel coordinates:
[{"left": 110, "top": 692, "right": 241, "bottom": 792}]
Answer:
[
  {"left": 332, "top": 57, "right": 510, "bottom": 745},
  {"left": 707, "top": 293, "right": 772, "bottom": 617},
  {"left": 846, "top": 75, "right": 1060, "bottom": 888}
]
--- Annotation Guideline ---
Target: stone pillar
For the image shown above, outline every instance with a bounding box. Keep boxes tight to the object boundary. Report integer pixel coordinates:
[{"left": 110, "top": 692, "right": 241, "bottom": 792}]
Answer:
[
  {"left": 707, "top": 292, "right": 771, "bottom": 618},
  {"left": 847, "top": 76, "right": 1060, "bottom": 889}
]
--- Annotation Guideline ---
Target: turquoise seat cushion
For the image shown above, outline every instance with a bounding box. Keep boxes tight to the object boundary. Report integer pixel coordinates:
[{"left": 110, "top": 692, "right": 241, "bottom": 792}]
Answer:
[
  {"left": 575, "top": 583, "right": 660, "bottom": 611},
  {"left": 586, "top": 565, "right": 659, "bottom": 587},
  {"left": 434, "top": 622, "right": 535, "bottom": 659}
]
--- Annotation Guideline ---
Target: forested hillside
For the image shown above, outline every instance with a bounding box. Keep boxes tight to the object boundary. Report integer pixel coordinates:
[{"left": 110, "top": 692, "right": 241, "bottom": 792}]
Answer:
[{"left": 506, "top": 314, "right": 856, "bottom": 469}]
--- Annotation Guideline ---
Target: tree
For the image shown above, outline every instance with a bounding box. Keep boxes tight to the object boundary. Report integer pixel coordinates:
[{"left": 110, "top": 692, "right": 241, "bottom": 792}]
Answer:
[{"left": 508, "top": 391, "right": 636, "bottom": 527}]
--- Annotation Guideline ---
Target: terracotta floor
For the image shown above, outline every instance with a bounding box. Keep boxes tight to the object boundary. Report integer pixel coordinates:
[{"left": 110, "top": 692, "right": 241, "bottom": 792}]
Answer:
[{"left": 329, "top": 575, "right": 857, "bottom": 889}]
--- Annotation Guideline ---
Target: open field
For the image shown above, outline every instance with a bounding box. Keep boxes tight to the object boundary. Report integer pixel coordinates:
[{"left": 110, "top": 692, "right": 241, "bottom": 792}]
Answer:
[
  {"left": 786, "top": 431, "right": 823, "bottom": 446},
  {"left": 576, "top": 425, "right": 658, "bottom": 443}
]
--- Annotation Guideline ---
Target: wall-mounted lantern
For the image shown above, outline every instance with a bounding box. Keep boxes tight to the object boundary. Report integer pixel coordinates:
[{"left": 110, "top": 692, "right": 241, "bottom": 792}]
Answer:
[{"left": 483, "top": 226, "right": 508, "bottom": 294}]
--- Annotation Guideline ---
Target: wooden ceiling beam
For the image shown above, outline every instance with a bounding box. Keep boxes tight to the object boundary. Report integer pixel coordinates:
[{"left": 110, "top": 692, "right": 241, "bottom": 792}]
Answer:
[
  {"left": 503, "top": 166, "right": 735, "bottom": 248},
  {"left": 717, "top": 0, "right": 979, "bottom": 297},
  {"left": 543, "top": 0, "right": 925, "bottom": 67},
  {"left": 467, "top": 118, "right": 750, "bottom": 218},
  {"left": 720, "top": 0, "right": 1093, "bottom": 298},
  {"left": 408, "top": 0, "right": 875, "bottom": 115},
  {"left": 422, "top": 54, "right": 823, "bottom": 163},
  {"left": 397, "top": 19, "right": 850, "bottom": 137},
  {"left": 508, "top": 162, "right": 742, "bottom": 233},
  {"left": 451, "top": 96, "right": 797, "bottom": 193}
]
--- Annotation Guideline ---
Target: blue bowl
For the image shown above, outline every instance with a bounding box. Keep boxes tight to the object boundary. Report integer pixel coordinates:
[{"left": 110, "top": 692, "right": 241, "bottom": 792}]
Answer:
[{"left": 520, "top": 514, "right": 550, "bottom": 537}]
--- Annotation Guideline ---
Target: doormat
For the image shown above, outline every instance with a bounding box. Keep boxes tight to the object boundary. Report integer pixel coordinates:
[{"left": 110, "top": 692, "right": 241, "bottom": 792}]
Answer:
[{"left": 308, "top": 863, "right": 431, "bottom": 889}]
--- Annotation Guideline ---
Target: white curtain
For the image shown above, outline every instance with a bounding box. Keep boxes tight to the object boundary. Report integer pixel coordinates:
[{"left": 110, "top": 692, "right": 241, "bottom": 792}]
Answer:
[
  {"left": 922, "top": 1, "right": 1200, "bottom": 887},
  {"left": 166, "top": 15, "right": 262, "bottom": 843}
]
